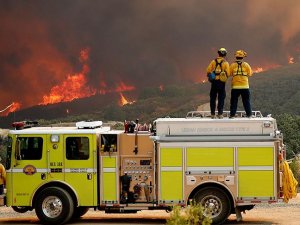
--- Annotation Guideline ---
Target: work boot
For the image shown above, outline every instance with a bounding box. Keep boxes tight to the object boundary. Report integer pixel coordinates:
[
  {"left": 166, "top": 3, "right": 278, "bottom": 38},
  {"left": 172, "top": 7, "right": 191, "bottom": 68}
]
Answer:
[
  {"left": 211, "top": 115, "right": 216, "bottom": 119},
  {"left": 217, "top": 114, "right": 223, "bottom": 119},
  {"left": 229, "top": 115, "right": 235, "bottom": 119}
]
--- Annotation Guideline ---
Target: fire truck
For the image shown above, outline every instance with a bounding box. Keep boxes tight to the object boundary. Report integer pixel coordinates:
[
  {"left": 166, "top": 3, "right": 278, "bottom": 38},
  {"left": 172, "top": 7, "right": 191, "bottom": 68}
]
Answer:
[{"left": 0, "top": 111, "right": 291, "bottom": 225}]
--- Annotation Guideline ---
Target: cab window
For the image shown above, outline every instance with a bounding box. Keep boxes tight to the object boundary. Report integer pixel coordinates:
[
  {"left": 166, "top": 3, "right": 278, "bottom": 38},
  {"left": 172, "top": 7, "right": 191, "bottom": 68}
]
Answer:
[
  {"left": 4, "top": 136, "right": 12, "bottom": 169},
  {"left": 16, "top": 137, "right": 43, "bottom": 160},
  {"left": 66, "top": 137, "right": 89, "bottom": 160}
]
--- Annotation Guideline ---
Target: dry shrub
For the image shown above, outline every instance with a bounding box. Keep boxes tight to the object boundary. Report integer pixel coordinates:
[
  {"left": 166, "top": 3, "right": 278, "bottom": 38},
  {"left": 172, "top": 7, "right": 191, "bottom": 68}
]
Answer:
[{"left": 166, "top": 202, "right": 212, "bottom": 225}]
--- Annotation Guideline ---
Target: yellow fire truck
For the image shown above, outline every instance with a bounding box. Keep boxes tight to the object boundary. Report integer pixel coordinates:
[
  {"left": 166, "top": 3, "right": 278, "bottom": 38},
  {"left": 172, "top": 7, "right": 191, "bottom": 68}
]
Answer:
[{"left": 0, "top": 111, "right": 293, "bottom": 225}]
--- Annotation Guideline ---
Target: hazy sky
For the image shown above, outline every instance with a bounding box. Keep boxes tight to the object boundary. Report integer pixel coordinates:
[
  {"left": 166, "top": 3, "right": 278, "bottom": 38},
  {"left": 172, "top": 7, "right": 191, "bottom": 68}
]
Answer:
[{"left": 1, "top": 0, "right": 300, "bottom": 109}]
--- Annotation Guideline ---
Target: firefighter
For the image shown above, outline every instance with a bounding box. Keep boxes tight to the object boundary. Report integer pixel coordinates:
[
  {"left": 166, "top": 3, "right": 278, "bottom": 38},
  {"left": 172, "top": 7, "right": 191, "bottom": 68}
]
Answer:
[
  {"left": 206, "top": 48, "right": 230, "bottom": 119},
  {"left": 0, "top": 159, "right": 6, "bottom": 195},
  {"left": 229, "top": 50, "right": 253, "bottom": 118}
]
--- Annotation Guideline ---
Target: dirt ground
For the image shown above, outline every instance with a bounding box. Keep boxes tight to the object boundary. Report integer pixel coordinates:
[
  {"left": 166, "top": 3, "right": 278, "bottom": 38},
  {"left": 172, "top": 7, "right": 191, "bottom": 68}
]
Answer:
[
  {"left": 85, "top": 194, "right": 300, "bottom": 224},
  {"left": 225, "top": 194, "right": 300, "bottom": 224},
  {"left": 0, "top": 194, "right": 299, "bottom": 224}
]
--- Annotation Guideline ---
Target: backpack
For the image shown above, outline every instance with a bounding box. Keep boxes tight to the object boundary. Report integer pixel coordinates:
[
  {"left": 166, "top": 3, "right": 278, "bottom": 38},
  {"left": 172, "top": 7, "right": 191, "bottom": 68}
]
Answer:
[
  {"left": 208, "top": 59, "right": 227, "bottom": 83},
  {"left": 214, "top": 59, "right": 224, "bottom": 75}
]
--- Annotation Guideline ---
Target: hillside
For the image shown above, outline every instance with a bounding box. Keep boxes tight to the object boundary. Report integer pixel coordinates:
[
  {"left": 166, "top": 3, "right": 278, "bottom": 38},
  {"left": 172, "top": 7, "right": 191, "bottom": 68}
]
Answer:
[
  {"left": 1, "top": 63, "right": 300, "bottom": 128},
  {"left": 250, "top": 63, "right": 300, "bottom": 116}
]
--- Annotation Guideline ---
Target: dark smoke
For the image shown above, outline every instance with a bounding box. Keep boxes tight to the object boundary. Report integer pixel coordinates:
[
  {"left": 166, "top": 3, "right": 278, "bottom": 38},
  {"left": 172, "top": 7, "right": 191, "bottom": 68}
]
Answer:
[{"left": 0, "top": 0, "right": 299, "bottom": 109}]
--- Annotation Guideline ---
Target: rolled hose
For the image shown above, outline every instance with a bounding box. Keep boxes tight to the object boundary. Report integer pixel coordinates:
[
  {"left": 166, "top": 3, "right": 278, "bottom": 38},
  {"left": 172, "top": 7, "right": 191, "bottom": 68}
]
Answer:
[{"left": 282, "top": 161, "right": 298, "bottom": 203}]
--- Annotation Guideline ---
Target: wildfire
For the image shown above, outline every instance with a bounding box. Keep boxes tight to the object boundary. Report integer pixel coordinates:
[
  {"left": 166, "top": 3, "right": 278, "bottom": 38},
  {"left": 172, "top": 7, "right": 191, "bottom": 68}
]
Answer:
[
  {"left": 41, "top": 73, "right": 96, "bottom": 104},
  {"left": 38, "top": 46, "right": 138, "bottom": 107},
  {"left": 115, "top": 81, "right": 135, "bottom": 92},
  {"left": 253, "top": 64, "right": 281, "bottom": 74},
  {"left": 253, "top": 67, "right": 264, "bottom": 73},
  {"left": 99, "top": 81, "right": 136, "bottom": 95},
  {"left": 159, "top": 85, "right": 164, "bottom": 91},
  {"left": 119, "top": 93, "right": 135, "bottom": 106},
  {"left": 288, "top": 56, "right": 295, "bottom": 64},
  {"left": 40, "top": 48, "right": 96, "bottom": 105},
  {"left": 0, "top": 102, "right": 21, "bottom": 116}
]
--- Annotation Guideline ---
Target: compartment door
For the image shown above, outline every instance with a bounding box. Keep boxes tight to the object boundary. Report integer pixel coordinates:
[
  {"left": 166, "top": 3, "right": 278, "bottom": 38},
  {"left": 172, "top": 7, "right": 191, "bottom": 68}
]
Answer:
[
  {"left": 186, "top": 147, "right": 234, "bottom": 174},
  {"left": 100, "top": 156, "right": 118, "bottom": 203},
  {"left": 238, "top": 147, "right": 275, "bottom": 198},
  {"left": 159, "top": 147, "right": 183, "bottom": 203}
]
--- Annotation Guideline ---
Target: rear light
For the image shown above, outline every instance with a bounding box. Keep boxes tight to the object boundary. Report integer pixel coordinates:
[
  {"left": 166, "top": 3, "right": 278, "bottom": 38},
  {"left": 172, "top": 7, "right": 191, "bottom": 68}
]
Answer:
[{"left": 279, "top": 187, "right": 284, "bottom": 198}]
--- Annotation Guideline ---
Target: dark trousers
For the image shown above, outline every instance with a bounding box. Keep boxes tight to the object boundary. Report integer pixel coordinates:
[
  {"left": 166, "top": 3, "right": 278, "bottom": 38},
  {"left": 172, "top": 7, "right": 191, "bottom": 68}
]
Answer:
[
  {"left": 0, "top": 184, "right": 4, "bottom": 195},
  {"left": 230, "top": 89, "right": 252, "bottom": 117},
  {"left": 210, "top": 80, "right": 226, "bottom": 115}
]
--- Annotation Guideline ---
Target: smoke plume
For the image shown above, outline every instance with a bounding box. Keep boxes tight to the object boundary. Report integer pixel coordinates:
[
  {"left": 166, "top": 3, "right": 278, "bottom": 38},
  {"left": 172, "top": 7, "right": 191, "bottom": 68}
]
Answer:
[{"left": 0, "top": 0, "right": 299, "bottom": 110}]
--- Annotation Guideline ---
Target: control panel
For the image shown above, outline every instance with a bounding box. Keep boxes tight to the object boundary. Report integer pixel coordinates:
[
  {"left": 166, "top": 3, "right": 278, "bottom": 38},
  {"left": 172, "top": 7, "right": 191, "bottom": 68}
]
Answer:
[{"left": 121, "top": 157, "right": 154, "bottom": 203}]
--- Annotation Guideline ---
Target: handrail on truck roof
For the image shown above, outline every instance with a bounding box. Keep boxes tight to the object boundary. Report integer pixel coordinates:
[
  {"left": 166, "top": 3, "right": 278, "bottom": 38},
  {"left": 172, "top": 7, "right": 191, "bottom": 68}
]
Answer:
[{"left": 186, "top": 111, "right": 263, "bottom": 119}]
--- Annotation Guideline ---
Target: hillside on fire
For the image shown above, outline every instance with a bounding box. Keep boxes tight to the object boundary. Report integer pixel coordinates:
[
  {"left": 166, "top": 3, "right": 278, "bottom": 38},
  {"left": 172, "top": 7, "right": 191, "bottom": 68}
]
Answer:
[{"left": 1, "top": 62, "right": 300, "bottom": 128}]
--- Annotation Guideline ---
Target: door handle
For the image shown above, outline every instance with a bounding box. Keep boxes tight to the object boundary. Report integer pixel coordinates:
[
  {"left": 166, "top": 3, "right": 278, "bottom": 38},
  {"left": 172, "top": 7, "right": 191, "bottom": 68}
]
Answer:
[
  {"left": 87, "top": 173, "right": 92, "bottom": 180},
  {"left": 41, "top": 173, "right": 46, "bottom": 180}
]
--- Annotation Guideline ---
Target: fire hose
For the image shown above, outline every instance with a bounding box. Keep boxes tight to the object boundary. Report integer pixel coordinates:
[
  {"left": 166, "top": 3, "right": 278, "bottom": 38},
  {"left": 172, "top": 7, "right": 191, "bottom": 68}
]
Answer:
[{"left": 282, "top": 161, "right": 298, "bottom": 203}]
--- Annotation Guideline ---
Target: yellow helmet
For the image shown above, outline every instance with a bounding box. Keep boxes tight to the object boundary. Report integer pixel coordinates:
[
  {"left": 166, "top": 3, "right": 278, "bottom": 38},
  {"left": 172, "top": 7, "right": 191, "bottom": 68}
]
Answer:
[
  {"left": 235, "top": 50, "right": 247, "bottom": 58},
  {"left": 218, "top": 48, "right": 227, "bottom": 56}
]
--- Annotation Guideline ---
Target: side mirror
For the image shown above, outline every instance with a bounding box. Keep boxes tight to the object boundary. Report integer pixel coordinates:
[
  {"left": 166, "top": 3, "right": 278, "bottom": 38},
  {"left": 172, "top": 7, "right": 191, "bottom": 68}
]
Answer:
[{"left": 15, "top": 139, "right": 22, "bottom": 162}]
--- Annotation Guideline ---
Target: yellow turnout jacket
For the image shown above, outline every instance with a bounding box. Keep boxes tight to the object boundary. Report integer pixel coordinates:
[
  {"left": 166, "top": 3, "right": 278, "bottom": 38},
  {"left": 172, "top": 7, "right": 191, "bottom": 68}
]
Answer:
[
  {"left": 229, "top": 60, "right": 253, "bottom": 89},
  {"left": 206, "top": 57, "right": 230, "bottom": 81},
  {"left": 0, "top": 164, "right": 6, "bottom": 185}
]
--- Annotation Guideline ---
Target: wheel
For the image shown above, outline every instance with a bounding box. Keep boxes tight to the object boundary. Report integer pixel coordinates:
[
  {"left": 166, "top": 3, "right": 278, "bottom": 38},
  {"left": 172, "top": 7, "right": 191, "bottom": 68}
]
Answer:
[
  {"left": 35, "top": 187, "right": 74, "bottom": 225},
  {"left": 12, "top": 206, "right": 31, "bottom": 213},
  {"left": 194, "top": 187, "right": 231, "bottom": 225},
  {"left": 72, "top": 206, "right": 89, "bottom": 219}
]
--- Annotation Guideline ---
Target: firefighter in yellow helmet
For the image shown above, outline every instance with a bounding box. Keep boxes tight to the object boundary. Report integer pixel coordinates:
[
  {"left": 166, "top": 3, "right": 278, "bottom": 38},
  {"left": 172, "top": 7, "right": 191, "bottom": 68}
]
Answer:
[
  {"left": 206, "top": 48, "right": 230, "bottom": 119},
  {"left": 229, "top": 50, "right": 253, "bottom": 118}
]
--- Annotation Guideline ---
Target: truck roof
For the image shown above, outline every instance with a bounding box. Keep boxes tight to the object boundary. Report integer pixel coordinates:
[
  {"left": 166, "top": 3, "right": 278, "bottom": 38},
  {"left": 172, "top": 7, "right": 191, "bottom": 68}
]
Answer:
[
  {"left": 9, "top": 126, "right": 123, "bottom": 135},
  {"left": 154, "top": 116, "right": 278, "bottom": 137}
]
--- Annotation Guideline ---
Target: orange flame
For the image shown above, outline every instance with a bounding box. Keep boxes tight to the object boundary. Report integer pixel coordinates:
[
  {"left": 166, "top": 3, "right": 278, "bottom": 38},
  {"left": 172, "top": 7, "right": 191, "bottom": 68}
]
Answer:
[
  {"left": 0, "top": 102, "right": 21, "bottom": 116},
  {"left": 115, "top": 81, "right": 135, "bottom": 92},
  {"left": 119, "top": 93, "right": 135, "bottom": 106},
  {"left": 253, "top": 67, "right": 264, "bottom": 73},
  {"left": 41, "top": 73, "right": 96, "bottom": 104},
  {"left": 159, "top": 84, "right": 164, "bottom": 91},
  {"left": 40, "top": 48, "right": 96, "bottom": 105},
  {"left": 288, "top": 56, "right": 295, "bottom": 64},
  {"left": 253, "top": 64, "right": 281, "bottom": 74},
  {"left": 99, "top": 81, "right": 135, "bottom": 95},
  {"left": 99, "top": 81, "right": 108, "bottom": 95},
  {"left": 39, "top": 48, "right": 137, "bottom": 106}
]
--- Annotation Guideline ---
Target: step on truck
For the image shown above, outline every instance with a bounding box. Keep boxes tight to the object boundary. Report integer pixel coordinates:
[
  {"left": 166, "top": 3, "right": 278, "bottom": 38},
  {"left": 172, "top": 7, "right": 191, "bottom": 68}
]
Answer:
[{"left": 0, "top": 112, "right": 294, "bottom": 225}]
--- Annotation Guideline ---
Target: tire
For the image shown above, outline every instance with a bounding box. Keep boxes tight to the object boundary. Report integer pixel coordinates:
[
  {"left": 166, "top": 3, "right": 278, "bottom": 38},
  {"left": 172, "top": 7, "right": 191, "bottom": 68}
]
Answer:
[
  {"left": 12, "top": 206, "right": 30, "bottom": 213},
  {"left": 194, "top": 187, "right": 231, "bottom": 225},
  {"left": 72, "top": 206, "right": 89, "bottom": 219},
  {"left": 35, "top": 187, "right": 74, "bottom": 225}
]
